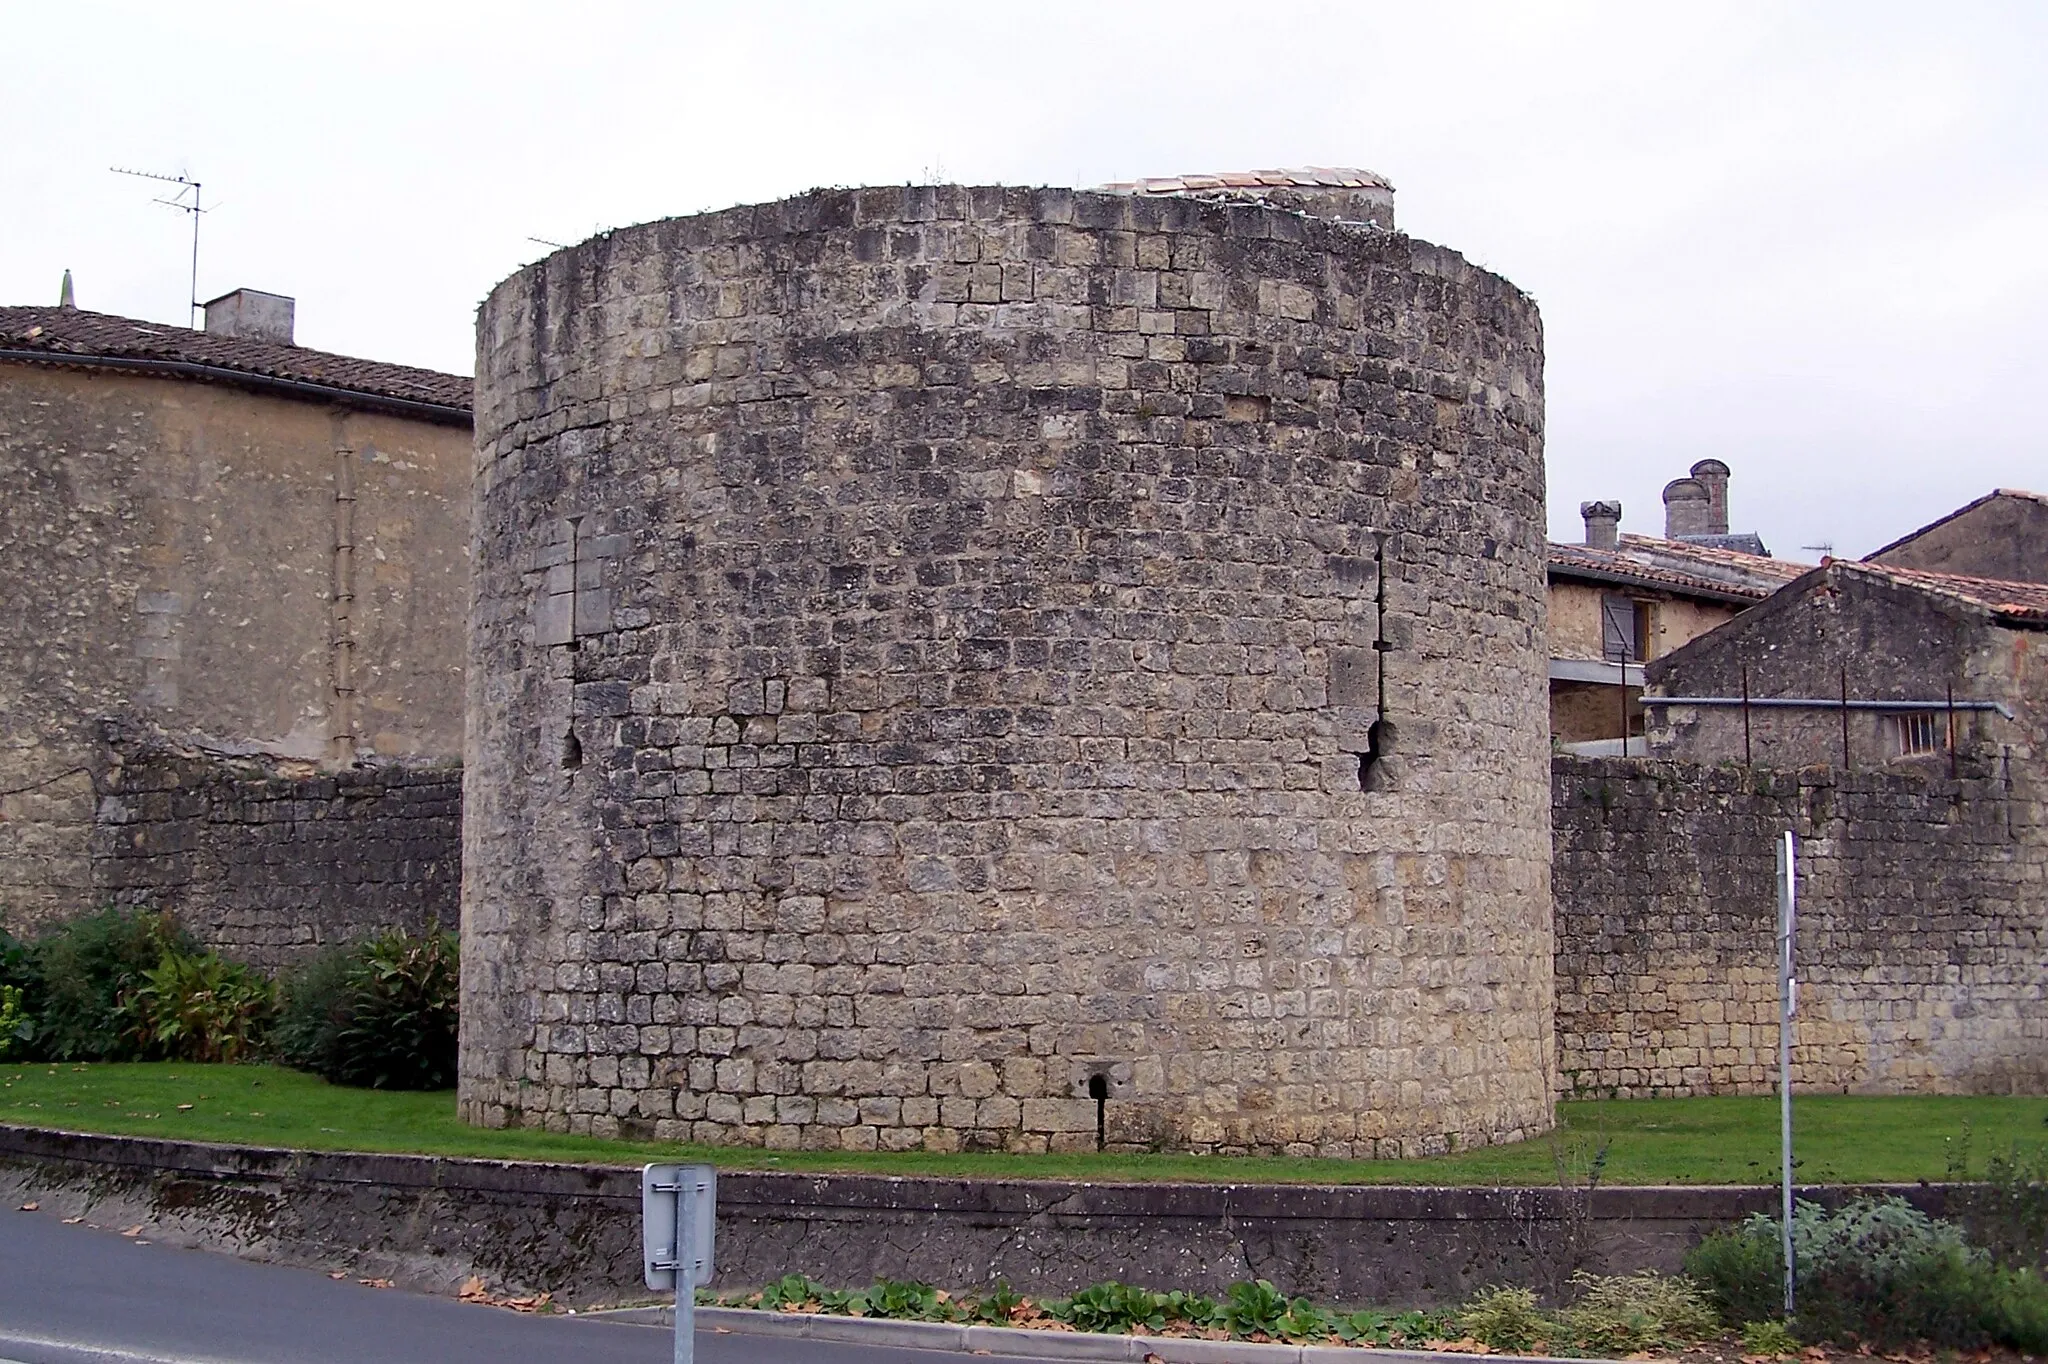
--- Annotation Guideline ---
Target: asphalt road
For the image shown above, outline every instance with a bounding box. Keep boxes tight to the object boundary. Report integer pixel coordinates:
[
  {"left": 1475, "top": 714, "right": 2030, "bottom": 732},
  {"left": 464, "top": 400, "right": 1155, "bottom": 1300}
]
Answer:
[{"left": 0, "top": 1211, "right": 1026, "bottom": 1364}]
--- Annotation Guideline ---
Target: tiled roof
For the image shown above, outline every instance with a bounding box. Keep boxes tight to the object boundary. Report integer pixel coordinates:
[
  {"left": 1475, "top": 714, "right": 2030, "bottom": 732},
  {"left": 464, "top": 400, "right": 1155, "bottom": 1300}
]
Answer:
[
  {"left": 1863, "top": 488, "right": 2048, "bottom": 561},
  {"left": 1841, "top": 560, "right": 2048, "bottom": 626},
  {"left": 1549, "top": 535, "right": 1808, "bottom": 603},
  {"left": 1099, "top": 168, "right": 1392, "bottom": 195},
  {"left": 0, "top": 305, "right": 472, "bottom": 418}
]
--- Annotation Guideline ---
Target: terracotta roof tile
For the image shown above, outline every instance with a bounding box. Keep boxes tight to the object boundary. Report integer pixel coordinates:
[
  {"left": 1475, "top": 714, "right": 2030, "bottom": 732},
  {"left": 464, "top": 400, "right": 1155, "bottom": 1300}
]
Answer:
[
  {"left": 1840, "top": 560, "right": 2048, "bottom": 625},
  {"left": 0, "top": 305, "right": 471, "bottom": 416},
  {"left": 1549, "top": 536, "right": 1807, "bottom": 603}
]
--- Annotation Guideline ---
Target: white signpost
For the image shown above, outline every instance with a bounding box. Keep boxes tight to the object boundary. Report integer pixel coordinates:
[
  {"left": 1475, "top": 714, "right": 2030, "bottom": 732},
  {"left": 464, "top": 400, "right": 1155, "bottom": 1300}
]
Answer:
[
  {"left": 643, "top": 1164, "right": 717, "bottom": 1364},
  {"left": 1775, "top": 831, "right": 1798, "bottom": 1318}
]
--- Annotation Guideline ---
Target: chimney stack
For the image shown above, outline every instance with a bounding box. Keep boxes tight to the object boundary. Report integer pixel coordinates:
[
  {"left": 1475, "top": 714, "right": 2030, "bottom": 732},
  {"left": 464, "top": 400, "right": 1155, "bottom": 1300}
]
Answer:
[
  {"left": 1580, "top": 500, "right": 1622, "bottom": 550},
  {"left": 1689, "top": 459, "right": 1730, "bottom": 535},
  {"left": 1663, "top": 477, "right": 1713, "bottom": 538},
  {"left": 202, "top": 288, "right": 295, "bottom": 345}
]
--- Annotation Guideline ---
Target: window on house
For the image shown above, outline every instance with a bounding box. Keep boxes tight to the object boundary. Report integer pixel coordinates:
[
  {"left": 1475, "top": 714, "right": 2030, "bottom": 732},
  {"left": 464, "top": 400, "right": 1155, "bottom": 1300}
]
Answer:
[
  {"left": 1895, "top": 711, "right": 1942, "bottom": 756},
  {"left": 1600, "top": 595, "right": 1654, "bottom": 663}
]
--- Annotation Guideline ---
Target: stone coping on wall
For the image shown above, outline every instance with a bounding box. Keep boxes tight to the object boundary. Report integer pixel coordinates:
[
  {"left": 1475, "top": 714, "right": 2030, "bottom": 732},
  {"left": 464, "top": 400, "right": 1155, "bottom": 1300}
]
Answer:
[{"left": 0, "top": 1121, "right": 1953, "bottom": 1230}]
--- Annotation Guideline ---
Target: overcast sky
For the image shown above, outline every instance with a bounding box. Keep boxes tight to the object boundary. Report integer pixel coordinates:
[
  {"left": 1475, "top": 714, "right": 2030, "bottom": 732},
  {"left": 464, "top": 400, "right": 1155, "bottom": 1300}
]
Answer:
[{"left": 6, "top": 1, "right": 2043, "bottom": 558}]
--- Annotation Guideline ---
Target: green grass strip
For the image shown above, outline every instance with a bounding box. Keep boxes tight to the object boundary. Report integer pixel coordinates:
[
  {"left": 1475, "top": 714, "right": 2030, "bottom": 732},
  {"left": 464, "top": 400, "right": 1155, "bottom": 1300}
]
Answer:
[{"left": 3, "top": 1062, "right": 2043, "bottom": 1184}]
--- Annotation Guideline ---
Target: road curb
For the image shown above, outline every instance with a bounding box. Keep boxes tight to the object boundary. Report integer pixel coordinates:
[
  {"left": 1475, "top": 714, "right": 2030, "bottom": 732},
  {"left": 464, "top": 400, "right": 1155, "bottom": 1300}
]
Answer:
[{"left": 589, "top": 1305, "right": 1620, "bottom": 1363}]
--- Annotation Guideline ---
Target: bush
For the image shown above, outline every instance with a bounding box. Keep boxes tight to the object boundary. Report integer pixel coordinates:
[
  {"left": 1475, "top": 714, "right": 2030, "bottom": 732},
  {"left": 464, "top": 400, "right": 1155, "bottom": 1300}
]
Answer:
[
  {"left": 279, "top": 929, "right": 458, "bottom": 1090},
  {"left": 29, "top": 908, "right": 191, "bottom": 1061},
  {"left": 126, "top": 948, "right": 276, "bottom": 1063},
  {"left": 1953, "top": 1137, "right": 2048, "bottom": 1272},
  {"left": 272, "top": 947, "right": 353, "bottom": 1071},
  {"left": 1555, "top": 1270, "right": 1718, "bottom": 1354},
  {"left": 1685, "top": 1194, "right": 2048, "bottom": 1351},
  {"left": 0, "top": 984, "right": 27, "bottom": 1060},
  {"left": 1740, "top": 1318, "right": 1799, "bottom": 1356},
  {"left": 1457, "top": 1285, "right": 1549, "bottom": 1352}
]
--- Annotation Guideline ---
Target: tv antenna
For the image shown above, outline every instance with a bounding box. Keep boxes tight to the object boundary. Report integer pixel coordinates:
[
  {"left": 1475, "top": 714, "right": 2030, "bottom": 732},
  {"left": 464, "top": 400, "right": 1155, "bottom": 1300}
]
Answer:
[
  {"left": 111, "top": 166, "right": 214, "bottom": 327},
  {"left": 1800, "top": 541, "right": 1835, "bottom": 559}
]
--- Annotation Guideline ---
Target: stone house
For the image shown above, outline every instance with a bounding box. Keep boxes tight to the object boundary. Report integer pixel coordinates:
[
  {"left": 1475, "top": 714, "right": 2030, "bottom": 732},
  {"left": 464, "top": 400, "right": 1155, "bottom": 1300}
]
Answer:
[
  {"left": 0, "top": 289, "right": 472, "bottom": 949},
  {"left": 1864, "top": 488, "right": 2048, "bottom": 585},
  {"left": 1549, "top": 556, "right": 2048, "bottom": 1098},
  {"left": 1547, "top": 462, "right": 1803, "bottom": 750},
  {"left": 1642, "top": 558, "right": 2046, "bottom": 774}
]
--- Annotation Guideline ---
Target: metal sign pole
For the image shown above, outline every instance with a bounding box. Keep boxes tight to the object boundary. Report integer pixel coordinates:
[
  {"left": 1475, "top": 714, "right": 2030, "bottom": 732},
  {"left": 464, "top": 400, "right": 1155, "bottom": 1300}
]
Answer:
[
  {"left": 1775, "top": 830, "right": 1798, "bottom": 1319},
  {"left": 674, "top": 1175, "right": 694, "bottom": 1364},
  {"left": 644, "top": 1164, "right": 716, "bottom": 1364}
]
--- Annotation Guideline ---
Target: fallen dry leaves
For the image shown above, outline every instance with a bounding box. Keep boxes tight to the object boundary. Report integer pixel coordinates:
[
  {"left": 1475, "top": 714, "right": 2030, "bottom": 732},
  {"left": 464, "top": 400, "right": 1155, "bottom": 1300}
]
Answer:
[
  {"left": 456, "top": 1275, "right": 551, "bottom": 1313},
  {"left": 17, "top": 1201, "right": 37, "bottom": 1212}
]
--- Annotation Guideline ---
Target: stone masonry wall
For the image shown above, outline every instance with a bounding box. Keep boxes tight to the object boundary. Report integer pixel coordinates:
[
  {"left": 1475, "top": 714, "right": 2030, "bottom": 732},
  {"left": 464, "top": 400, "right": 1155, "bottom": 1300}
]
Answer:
[
  {"left": 1553, "top": 755, "right": 2047, "bottom": 1096},
  {"left": 0, "top": 362, "right": 469, "bottom": 934},
  {"left": 89, "top": 729, "right": 460, "bottom": 968},
  {"left": 463, "top": 184, "right": 1554, "bottom": 1158}
]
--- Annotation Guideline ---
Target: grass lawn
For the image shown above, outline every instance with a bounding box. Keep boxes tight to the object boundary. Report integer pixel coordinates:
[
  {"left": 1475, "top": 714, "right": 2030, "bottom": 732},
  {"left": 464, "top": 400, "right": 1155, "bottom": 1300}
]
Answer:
[{"left": 2, "top": 1061, "right": 2043, "bottom": 1185}]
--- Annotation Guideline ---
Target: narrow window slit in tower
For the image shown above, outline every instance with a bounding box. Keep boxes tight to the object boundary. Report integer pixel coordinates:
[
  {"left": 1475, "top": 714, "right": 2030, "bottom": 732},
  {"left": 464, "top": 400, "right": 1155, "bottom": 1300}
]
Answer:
[
  {"left": 1087, "top": 1072, "right": 1108, "bottom": 1151},
  {"left": 561, "top": 729, "right": 583, "bottom": 770},
  {"left": 1358, "top": 531, "right": 1392, "bottom": 791}
]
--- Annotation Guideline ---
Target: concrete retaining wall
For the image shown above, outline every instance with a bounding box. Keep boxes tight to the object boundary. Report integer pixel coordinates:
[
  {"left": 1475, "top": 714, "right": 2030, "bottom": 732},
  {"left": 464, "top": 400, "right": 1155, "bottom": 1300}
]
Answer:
[{"left": 0, "top": 1124, "right": 1948, "bottom": 1307}]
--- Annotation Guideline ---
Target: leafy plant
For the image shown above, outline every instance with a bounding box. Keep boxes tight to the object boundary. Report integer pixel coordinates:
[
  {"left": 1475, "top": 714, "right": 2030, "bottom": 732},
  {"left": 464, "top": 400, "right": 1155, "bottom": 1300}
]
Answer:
[
  {"left": 1218, "top": 1278, "right": 1290, "bottom": 1337},
  {"left": 1953, "top": 1137, "right": 2048, "bottom": 1272},
  {"left": 282, "top": 930, "right": 458, "bottom": 1090},
  {"left": 1740, "top": 1318, "right": 1799, "bottom": 1356},
  {"left": 1458, "top": 1285, "right": 1551, "bottom": 1352},
  {"left": 271, "top": 947, "right": 353, "bottom": 1071},
  {"left": 126, "top": 949, "right": 276, "bottom": 1063},
  {"left": 29, "top": 908, "right": 191, "bottom": 1060},
  {"left": 1158, "top": 1289, "right": 1218, "bottom": 1328},
  {"left": 1686, "top": 1194, "right": 2048, "bottom": 1350},
  {"left": 1054, "top": 1281, "right": 1167, "bottom": 1333},
  {"left": 860, "top": 1278, "right": 951, "bottom": 1321},
  {"left": 971, "top": 1280, "right": 1028, "bottom": 1324},
  {"left": 1554, "top": 1270, "right": 1718, "bottom": 1354},
  {"left": 0, "top": 984, "right": 27, "bottom": 1060},
  {"left": 755, "top": 1273, "right": 824, "bottom": 1311}
]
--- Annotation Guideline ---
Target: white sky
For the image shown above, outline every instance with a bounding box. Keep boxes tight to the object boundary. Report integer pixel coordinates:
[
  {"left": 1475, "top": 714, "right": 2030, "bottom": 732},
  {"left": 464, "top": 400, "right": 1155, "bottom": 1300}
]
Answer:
[{"left": 6, "top": 1, "right": 2043, "bottom": 558}]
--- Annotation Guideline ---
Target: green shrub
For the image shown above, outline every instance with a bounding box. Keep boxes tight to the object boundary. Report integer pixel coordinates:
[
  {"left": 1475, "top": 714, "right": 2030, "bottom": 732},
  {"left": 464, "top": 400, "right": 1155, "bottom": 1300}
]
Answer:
[
  {"left": 1685, "top": 1208, "right": 1787, "bottom": 1325},
  {"left": 272, "top": 947, "right": 353, "bottom": 1071},
  {"left": 0, "top": 984, "right": 27, "bottom": 1060},
  {"left": 1686, "top": 1194, "right": 2048, "bottom": 1350},
  {"left": 279, "top": 930, "right": 458, "bottom": 1090},
  {"left": 1554, "top": 1270, "right": 1718, "bottom": 1354},
  {"left": 1955, "top": 1138, "right": 2048, "bottom": 1272},
  {"left": 1740, "top": 1318, "right": 1799, "bottom": 1356},
  {"left": 1457, "top": 1286, "right": 1551, "bottom": 1352},
  {"left": 29, "top": 908, "right": 191, "bottom": 1061},
  {"left": 126, "top": 948, "right": 275, "bottom": 1063}
]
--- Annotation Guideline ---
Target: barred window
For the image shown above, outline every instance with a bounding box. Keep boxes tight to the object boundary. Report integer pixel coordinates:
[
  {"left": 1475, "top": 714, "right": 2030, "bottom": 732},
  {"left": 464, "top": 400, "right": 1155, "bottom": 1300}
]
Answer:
[{"left": 1895, "top": 711, "right": 1942, "bottom": 756}]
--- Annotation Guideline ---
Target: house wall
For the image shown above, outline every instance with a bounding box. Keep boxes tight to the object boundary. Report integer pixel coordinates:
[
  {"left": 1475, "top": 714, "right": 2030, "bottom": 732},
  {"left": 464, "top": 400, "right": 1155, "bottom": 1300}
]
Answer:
[
  {"left": 1547, "top": 578, "right": 1740, "bottom": 664},
  {"left": 1644, "top": 570, "right": 2041, "bottom": 781},
  {"left": 1868, "top": 496, "right": 2048, "bottom": 585},
  {"left": 0, "top": 362, "right": 470, "bottom": 932},
  {"left": 1553, "top": 755, "right": 2047, "bottom": 1097}
]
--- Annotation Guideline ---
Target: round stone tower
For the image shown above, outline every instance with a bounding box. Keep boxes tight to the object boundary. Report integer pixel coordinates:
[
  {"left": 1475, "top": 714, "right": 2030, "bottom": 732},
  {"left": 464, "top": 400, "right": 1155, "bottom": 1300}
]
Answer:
[{"left": 463, "top": 179, "right": 1553, "bottom": 1157}]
